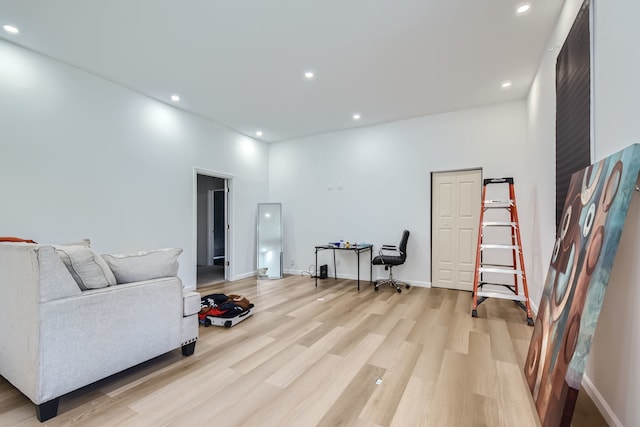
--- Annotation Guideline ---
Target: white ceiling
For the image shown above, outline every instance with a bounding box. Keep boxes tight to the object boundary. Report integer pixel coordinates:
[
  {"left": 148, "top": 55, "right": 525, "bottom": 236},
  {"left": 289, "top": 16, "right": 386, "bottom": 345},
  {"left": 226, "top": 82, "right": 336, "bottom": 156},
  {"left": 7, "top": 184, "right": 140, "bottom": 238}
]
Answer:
[{"left": 0, "top": 0, "right": 564, "bottom": 143}]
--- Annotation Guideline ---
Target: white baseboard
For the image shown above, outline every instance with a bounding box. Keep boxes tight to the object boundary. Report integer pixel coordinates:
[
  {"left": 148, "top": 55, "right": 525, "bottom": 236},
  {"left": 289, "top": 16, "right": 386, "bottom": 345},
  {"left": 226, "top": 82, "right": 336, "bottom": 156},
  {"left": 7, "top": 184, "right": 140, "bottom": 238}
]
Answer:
[
  {"left": 581, "top": 375, "right": 622, "bottom": 427},
  {"left": 233, "top": 271, "right": 257, "bottom": 280}
]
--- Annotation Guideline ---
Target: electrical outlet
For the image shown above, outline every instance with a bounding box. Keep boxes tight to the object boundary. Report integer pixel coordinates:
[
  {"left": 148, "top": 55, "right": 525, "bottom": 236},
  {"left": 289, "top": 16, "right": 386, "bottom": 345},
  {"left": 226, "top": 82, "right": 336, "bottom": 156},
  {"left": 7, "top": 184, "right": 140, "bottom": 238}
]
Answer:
[{"left": 290, "top": 259, "right": 295, "bottom": 266}]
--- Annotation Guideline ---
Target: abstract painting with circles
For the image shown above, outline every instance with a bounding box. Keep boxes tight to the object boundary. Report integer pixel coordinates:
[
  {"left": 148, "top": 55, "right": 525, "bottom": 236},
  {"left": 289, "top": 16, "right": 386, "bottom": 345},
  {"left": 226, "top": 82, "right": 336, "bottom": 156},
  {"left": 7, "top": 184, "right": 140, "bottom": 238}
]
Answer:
[{"left": 525, "top": 143, "right": 640, "bottom": 427}]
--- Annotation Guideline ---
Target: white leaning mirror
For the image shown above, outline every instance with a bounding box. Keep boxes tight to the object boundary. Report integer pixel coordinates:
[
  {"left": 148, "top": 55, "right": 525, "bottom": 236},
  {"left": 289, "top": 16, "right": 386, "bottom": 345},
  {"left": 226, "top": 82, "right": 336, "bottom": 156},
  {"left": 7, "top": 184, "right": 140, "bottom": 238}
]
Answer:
[{"left": 257, "top": 203, "right": 283, "bottom": 279}]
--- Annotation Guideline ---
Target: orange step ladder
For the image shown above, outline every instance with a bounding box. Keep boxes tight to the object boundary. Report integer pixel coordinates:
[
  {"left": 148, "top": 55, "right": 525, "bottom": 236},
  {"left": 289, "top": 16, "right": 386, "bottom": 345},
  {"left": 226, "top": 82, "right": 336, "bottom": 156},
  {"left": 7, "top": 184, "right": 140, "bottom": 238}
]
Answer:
[{"left": 471, "top": 177, "right": 534, "bottom": 326}]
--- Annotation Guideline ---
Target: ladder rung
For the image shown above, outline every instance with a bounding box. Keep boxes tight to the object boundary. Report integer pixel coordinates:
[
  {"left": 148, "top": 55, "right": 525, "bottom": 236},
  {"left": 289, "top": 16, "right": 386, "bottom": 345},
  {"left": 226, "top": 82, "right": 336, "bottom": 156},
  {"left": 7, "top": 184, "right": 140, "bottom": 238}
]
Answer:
[
  {"left": 476, "top": 291, "right": 527, "bottom": 302},
  {"left": 478, "top": 282, "right": 516, "bottom": 289},
  {"left": 483, "top": 221, "right": 517, "bottom": 227},
  {"left": 480, "top": 263, "right": 517, "bottom": 269},
  {"left": 484, "top": 199, "right": 514, "bottom": 204},
  {"left": 480, "top": 244, "right": 519, "bottom": 250},
  {"left": 479, "top": 267, "right": 522, "bottom": 275}
]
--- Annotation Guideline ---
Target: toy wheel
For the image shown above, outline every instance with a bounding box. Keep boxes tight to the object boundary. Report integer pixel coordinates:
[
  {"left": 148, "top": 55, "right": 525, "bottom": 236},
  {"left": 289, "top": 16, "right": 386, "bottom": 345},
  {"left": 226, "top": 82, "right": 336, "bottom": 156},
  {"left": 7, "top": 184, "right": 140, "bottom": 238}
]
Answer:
[
  {"left": 204, "top": 318, "right": 211, "bottom": 327},
  {"left": 374, "top": 286, "right": 379, "bottom": 291},
  {"left": 527, "top": 317, "right": 534, "bottom": 326},
  {"left": 224, "top": 320, "right": 232, "bottom": 328},
  {"left": 405, "top": 284, "right": 410, "bottom": 289},
  {"left": 471, "top": 309, "right": 478, "bottom": 318}
]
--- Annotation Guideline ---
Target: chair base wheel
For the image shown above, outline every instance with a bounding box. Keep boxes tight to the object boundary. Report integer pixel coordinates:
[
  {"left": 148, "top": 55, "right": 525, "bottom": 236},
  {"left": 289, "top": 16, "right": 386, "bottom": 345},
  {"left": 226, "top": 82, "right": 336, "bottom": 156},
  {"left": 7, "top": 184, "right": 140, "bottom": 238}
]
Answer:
[
  {"left": 397, "top": 288, "right": 401, "bottom": 293},
  {"left": 527, "top": 317, "right": 534, "bottom": 326},
  {"left": 471, "top": 309, "right": 478, "bottom": 318}
]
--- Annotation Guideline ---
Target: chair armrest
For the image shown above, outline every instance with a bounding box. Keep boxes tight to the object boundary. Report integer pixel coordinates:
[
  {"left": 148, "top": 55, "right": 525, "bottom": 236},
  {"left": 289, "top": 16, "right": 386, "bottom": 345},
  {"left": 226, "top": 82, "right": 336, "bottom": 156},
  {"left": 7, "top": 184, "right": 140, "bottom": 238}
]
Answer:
[{"left": 379, "top": 244, "right": 401, "bottom": 256}]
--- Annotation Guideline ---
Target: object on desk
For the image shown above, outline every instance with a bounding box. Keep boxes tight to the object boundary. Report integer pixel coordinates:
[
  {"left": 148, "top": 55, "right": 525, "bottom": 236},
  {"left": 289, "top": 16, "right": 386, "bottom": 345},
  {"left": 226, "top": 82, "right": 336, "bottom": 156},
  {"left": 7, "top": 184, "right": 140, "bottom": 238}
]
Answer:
[
  {"left": 319, "top": 264, "right": 328, "bottom": 279},
  {"left": 345, "top": 241, "right": 350, "bottom": 248}
]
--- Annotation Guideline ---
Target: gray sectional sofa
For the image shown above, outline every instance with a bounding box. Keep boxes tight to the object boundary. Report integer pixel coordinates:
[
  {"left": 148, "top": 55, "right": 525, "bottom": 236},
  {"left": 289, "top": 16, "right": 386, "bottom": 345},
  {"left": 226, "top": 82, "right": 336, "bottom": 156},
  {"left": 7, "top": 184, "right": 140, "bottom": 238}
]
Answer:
[{"left": 0, "top": 242, "right": 200, "bottom": 421}]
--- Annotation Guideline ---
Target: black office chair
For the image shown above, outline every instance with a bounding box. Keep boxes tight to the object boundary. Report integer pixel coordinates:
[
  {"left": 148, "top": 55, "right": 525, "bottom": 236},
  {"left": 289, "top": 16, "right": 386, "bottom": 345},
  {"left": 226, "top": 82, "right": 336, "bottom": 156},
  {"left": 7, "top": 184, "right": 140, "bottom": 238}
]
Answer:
[{"left": 372, "top": 230, "right": 410, "bottom": 293}]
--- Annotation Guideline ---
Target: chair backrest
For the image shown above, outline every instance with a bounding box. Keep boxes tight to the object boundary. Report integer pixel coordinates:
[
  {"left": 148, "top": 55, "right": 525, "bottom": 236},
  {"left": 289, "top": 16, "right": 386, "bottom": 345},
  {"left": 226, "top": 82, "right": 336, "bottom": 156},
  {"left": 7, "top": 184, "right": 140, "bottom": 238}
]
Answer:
[{"left": 398, "top": 230, "right": 410, "bottom": 261}]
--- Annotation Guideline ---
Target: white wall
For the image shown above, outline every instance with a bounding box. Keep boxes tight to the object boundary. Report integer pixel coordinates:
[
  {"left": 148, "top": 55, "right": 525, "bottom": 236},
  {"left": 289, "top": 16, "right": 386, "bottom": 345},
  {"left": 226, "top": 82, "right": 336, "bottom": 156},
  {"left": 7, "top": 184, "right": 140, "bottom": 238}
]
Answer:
[
  {"left": 0, "top": 39, "right": 269, "bottom": 287},
  {"left": 587, "top": 0, "right": 640, "bottom": 426},
  {"left": 269, "top": 101, "right": 529, "bottom": 285},
  {"left": 526, "top": 0, "right": 640, "bottom": 425}
]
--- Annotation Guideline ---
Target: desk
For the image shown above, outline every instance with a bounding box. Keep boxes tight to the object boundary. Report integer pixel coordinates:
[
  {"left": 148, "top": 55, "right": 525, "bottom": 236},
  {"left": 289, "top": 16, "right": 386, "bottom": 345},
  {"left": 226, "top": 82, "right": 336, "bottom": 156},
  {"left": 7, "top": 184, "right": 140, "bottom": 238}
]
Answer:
[{"left": 314, "top": 244, "right": 373, "bottom": 291}]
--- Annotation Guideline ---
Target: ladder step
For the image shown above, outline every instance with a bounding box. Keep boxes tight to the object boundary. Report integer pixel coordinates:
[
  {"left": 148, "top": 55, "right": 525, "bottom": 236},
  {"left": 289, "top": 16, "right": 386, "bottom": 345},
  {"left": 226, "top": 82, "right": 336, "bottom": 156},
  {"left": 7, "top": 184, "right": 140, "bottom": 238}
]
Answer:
[
  {"left": 479, "top": 267, "right": 522, "bottom": 275},
  {"left": 484, "top": 199, "right": 514, "bottom": 204},
  {"left": 476, "top": 291, "right": 527, "bottom": 302},
  {"left": 484, "top": 200, "right": 514, "bottom": 207},
  {"left": 482, "top": 221, "right": 517, "bottom": 227},
  {"left": 478, "top": 282, "right": 516, "bottom": 289},
  {"left": 480, "top": 244, "right": 520, "bottom": 250},
  {"left": 480, "top": 263, "right": 517, "bottom": 269}
]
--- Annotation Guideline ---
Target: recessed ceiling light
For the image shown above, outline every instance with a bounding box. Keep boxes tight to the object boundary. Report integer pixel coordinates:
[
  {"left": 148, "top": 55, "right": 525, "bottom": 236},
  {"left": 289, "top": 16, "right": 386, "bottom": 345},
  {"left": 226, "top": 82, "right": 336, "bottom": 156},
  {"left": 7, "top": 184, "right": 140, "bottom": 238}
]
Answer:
[
  {"left": 352, "top": 113, "right": 361, "bottom": 120},
  {"left": 3, "top": 24, "right": 19, "bottom": 34},
  {"left": 170, "top": 94, "right": 180, "bottom": 102},
  {"left": 501, "top": 81, "right": 513, "bottom": 89},
  {"left": 516, "top": 3, "right": 531, "bottom": 14},
  {"left": 256, "top": 130, "right": 263, "bottom": 137},
  {"left": 304, "top": 71, "right": 315, "bottom": 79}
]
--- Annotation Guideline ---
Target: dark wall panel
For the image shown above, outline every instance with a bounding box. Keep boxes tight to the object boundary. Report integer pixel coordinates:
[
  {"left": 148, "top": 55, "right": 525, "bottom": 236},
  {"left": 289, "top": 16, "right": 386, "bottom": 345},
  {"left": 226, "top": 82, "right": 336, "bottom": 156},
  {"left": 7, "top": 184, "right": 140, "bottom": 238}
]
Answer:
[{"left": 556, "top": 0, "right": 591, "bottom": 230}]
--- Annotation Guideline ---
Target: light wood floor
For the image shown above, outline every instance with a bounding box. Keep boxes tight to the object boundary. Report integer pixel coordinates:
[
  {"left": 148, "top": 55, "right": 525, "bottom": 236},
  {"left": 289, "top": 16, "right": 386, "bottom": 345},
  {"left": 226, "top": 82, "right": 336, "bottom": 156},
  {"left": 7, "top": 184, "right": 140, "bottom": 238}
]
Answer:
[{"left": 0, "top": 276, "right": 607, "bottom": 426}]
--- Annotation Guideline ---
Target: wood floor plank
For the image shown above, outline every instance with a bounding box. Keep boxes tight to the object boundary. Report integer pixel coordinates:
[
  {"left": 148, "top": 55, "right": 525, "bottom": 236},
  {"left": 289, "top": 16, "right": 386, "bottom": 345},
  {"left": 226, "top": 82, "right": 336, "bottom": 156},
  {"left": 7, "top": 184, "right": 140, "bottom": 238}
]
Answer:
[
  {"left": 266, "top": 326, "right": 346, "bottom": 387},
  {"left": 389, "top": 375, "right": 436, "bottom": 427},
  {"left": 410, "top": 324, "right": 449, "bottom": 382},
  {"left": 316, "top": 363, "right": 385, "bottom": 427},
  {"left": 467, "top": 330, "right": 497, "bottom": 399},
  {"left": 243, "top": 354, "right": 347, "bottom": 427},
  {"left": 367, "top": 318, "right": 416, "bottom": 369},
  {"left": 427, "top": 349, "right": 470, "bottom": 426},
  {"left": 460, "top": 392, "right": 501, "bottom": 427},
  {"left": 495, "top": 360, "right": 541, "bottom": 427},
  {"left": 359, "top": 341, "right": 423, "bottom": 426}
]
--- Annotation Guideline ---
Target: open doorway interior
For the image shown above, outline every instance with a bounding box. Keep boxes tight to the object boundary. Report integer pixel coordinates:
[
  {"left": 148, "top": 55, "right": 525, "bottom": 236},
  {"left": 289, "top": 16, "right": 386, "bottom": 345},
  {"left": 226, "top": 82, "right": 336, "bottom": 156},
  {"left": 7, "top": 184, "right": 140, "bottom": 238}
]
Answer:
[{"left": 197, "top": 174, "right": 228, "bottom": 287}]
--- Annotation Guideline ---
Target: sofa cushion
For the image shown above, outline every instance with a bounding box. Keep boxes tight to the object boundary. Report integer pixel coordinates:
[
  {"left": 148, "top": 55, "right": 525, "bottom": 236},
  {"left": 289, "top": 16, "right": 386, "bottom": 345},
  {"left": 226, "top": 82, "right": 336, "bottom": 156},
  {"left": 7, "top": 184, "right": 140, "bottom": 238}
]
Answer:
[
  {"left": 102, "top": 248, "right": 182, "bottom": 284},
  {"left": 55, "top": 246, "right": 117, "bottom": 290}
]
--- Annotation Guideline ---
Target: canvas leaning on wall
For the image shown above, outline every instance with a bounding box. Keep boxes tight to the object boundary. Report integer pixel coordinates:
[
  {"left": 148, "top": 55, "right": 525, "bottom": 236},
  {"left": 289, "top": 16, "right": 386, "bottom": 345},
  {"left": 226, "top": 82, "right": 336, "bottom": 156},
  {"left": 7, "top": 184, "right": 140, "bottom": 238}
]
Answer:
[{"left": 524, "top": 143, "right": 640, "bottom": 427}]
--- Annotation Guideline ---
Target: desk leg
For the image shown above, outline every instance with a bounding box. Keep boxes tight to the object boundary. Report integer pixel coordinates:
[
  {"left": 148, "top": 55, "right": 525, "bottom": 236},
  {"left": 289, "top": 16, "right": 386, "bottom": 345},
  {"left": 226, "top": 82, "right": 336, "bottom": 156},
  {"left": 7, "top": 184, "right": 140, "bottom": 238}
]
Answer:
[
  {"left": 370, "top": 248, "right": 373, "bottom": 286},
  {"left": 315, "top": 249, "right": 318, "bottom": 287},
  {"left": 357, "top": 250, "right": 360, "bottom": 291},
  {"left": 333, "top": 249, "right": 337, "bottom": 280}
]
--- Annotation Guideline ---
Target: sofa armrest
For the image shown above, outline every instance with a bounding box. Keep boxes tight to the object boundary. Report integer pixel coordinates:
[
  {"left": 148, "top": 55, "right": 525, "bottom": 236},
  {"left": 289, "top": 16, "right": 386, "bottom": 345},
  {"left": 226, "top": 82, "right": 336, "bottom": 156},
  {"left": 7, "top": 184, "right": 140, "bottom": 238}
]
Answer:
[
  {"left": 37, "top": 276, "right": 183, "bottom": 403},
  {"left": 183, "top": 291, "right": 201, "bottom": 317}
]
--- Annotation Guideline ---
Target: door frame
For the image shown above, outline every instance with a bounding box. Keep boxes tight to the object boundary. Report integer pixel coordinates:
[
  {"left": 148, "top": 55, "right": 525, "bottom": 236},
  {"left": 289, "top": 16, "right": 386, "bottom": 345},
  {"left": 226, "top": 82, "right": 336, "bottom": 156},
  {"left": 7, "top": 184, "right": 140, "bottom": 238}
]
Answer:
[
  {"left": 430, "top": 167, "right": 482, "bottom": 289},
  {"left": 194, "top": 168, "right": 233, "bottom": 284}
]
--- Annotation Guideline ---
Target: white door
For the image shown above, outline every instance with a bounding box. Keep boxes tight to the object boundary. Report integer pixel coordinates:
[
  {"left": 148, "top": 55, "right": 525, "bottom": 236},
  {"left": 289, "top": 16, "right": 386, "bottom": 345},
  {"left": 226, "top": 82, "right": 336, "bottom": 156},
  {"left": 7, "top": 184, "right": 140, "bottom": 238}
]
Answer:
[{"left": 432, "top": 169, "right": 482, "bottom": 291}]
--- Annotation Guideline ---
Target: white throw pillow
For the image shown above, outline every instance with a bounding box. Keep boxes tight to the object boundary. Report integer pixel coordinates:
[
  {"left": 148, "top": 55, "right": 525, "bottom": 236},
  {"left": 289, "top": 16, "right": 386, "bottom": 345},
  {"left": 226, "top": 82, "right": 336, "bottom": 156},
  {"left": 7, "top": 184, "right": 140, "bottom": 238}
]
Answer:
[
  {"left": 55, "top": 245, "right": 117, "bottom": 290},
  {"left": 102, "top": 248, "right": 182, "bottom": 284}
]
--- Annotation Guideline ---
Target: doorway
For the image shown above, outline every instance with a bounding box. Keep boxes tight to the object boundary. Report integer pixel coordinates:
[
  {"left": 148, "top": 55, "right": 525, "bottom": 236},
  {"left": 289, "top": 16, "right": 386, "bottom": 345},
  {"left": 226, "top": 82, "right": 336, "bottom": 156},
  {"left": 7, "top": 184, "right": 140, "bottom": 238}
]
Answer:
[
  {"left": 197, "top": 173, "right": 229, "bottom": 287},
  {"left": 431, "top": 168, "right": 482, "bottom": 291}
]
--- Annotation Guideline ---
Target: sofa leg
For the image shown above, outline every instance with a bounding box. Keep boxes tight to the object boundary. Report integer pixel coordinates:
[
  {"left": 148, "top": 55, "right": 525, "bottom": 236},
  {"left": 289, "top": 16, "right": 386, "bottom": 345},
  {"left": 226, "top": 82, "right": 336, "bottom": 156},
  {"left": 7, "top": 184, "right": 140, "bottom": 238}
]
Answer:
[
  {"left": 36, "top": 397, "right": 59, "bottom": 422},
  {"left": 181, "top": 341, "right": 196, "bottom": 356}
]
